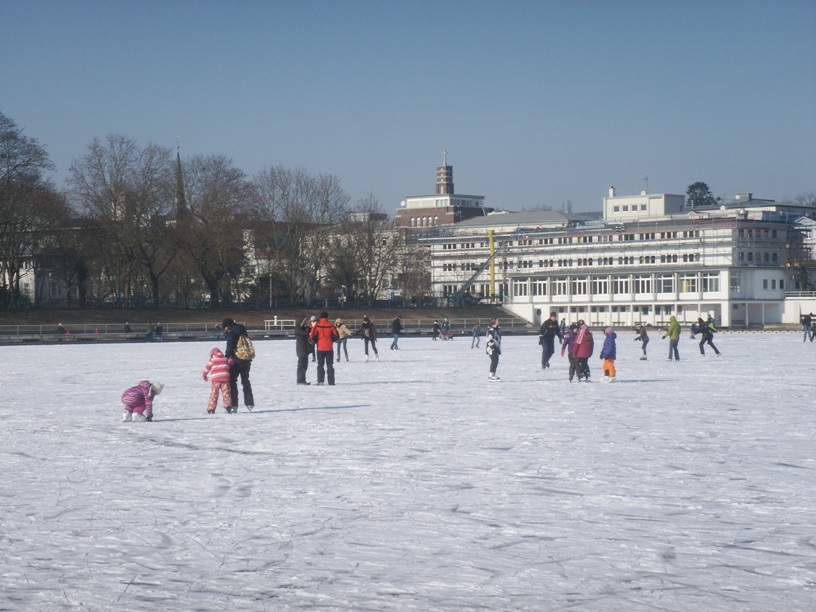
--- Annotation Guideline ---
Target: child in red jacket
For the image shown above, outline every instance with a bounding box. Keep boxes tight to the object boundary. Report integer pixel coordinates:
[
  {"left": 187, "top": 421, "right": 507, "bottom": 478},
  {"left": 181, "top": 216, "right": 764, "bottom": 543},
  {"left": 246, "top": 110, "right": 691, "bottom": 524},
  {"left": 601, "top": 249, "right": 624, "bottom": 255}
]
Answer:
[{"left": 203, "top": 347, "right": 233, "bottom": 414}]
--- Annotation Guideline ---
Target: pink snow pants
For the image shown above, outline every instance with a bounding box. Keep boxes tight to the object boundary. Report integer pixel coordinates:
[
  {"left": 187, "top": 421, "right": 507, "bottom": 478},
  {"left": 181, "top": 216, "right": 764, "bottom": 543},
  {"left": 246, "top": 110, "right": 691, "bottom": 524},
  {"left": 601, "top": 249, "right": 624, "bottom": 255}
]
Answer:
[{"left": 207, "top": 381, "right": 232, "bottom": 412}]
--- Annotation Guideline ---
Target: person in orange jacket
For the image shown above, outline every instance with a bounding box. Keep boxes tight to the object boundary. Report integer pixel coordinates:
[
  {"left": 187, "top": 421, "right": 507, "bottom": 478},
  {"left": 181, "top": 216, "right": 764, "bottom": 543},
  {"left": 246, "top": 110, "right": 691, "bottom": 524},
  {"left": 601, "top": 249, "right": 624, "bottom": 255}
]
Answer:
[{"left": 310, "top": 311, "right": 339, "bottom": 385}]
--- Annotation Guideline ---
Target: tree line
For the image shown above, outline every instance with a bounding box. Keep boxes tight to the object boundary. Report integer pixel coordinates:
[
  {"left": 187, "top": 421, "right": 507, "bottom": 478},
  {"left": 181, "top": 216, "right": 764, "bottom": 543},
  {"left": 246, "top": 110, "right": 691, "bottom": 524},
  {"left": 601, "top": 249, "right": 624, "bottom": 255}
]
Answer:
[{"left": 0, "top": 111, "right": 430, "bottom": 310}]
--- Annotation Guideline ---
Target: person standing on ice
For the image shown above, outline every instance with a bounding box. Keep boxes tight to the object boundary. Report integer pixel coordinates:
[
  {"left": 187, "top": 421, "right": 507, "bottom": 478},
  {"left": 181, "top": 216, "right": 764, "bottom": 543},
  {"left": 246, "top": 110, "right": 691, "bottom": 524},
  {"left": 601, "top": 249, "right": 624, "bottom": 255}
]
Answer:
[
  {"left": 222, "top": 317, "right": 255, "bottom": 412},
  {"left": 311, "top": 311, "right": 339, "bottom": 385},
  {"left": 356, "top": 315, "right": 379, "bottom": 361},
  {"left": 471, "top": 322, "right": 481, "bottom": 348},
  {"left": 574, "top": 322, "right": 594, "bottom": 382},
  {"left": 334, "top": 318, "right": 351, "bottom": 362},
  {"left": 486, "top": 317, "right": 502, "bottom": 380},
  {"left": 560, "top": 323, "right": 580, "bottom": 382},
  {"left": 663, "top": 315, "right": 681, "bottom": 361},
  {"left": 432, "top": 320, "right": 440, "bottom": 340},
  {"left": 121, "top": 380, "right": 162, "bottom": 422},
  {"left": 294, "top": 317, "right": 313, "bottom": 385},
  {"left": 390, "top": 314, "right": 403, "bottom": 350},
  {"left": 202, "top": 347, "right": 232, "bottom": 413},
  {"left": 600, "top": 326, "right": 617, "bottom": 382},
  {"left": 538, "top": 311, "right": 562, "bottom": 369},
  {"left": 696, "top": 317, "right": 721, "bottom": 356},
  {"left": 633, "top": 324, "right": 649, "bottom": 360},
  {"left": 802, "top": 313, "right": 813, "bottom": 343}
]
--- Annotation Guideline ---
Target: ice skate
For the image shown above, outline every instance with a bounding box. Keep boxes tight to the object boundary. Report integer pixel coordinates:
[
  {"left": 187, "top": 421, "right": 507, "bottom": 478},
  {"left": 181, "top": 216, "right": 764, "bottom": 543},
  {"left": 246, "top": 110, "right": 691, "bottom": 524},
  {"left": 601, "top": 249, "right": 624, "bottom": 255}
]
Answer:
[
  {"left": 132, "top": 412, "right": 146, "bottom": 422},
  {"left": 364, "top": 355, "right": 369, "bottom": 362},
  {"left": 489, "top": 374, "right": 500, "bottom": 381},
  {"left": 122, "top": 412, "right": 132, "bottom": 422}
]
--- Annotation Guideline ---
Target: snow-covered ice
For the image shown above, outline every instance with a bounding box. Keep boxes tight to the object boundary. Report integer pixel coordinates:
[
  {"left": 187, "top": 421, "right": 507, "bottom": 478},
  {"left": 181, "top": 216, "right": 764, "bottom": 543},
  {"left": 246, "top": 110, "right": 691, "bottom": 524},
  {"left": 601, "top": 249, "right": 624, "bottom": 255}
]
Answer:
[{"left": 1, "top": 330, "right": 814, "bottom": 611}]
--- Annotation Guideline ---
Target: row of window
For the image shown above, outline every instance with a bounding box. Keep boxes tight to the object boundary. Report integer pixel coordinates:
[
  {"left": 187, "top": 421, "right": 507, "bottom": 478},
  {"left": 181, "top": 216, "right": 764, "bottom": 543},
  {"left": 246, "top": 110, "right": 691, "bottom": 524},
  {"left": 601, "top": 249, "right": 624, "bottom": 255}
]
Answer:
[
  {"left": 410, "top": 217, "right": 440, "bottom": 227},
  {"left": 511, "top": 273, "right": 724, "bottom": 297}
]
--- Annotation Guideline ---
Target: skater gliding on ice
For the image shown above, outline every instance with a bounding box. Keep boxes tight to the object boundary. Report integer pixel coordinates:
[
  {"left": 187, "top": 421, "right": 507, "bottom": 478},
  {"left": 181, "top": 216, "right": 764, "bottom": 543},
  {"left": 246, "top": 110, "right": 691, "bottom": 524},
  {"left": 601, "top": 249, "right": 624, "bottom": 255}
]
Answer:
[
  {"left": 538, "top": 311, "right": 562, "bottom": 369},
  {"left": 633, "top": 324, "right": 649, "bottom": 360},
  {"left": 600, "top": 327, "right": 617, "bottom": 382},
  {"left": 486, "top": 317, "right": 502, "bottom": 380}
]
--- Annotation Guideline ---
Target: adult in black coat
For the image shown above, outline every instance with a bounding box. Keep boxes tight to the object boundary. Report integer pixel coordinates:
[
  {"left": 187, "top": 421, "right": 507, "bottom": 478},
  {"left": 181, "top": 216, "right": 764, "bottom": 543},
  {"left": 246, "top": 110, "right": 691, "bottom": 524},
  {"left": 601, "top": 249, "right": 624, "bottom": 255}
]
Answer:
[
  {"left": 222, "top": 317, "right": 255, "bottom": 412},
  {"left": 294, "top": 317, "right": 312, "bottom": 385},
  {"left": 538, "top": 311, "right": 563, "bottom": 369}
]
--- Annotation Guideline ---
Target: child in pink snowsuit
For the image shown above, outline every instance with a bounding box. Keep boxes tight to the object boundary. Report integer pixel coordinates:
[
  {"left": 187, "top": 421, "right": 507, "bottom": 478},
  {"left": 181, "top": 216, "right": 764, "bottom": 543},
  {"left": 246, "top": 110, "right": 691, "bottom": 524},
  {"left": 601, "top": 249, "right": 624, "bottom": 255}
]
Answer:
[
  {"left": 202, "top": 347, "right": 233, "bottom": 414},
  {"left": 121, "top": 380, "right": 163, "bottom": 422}
]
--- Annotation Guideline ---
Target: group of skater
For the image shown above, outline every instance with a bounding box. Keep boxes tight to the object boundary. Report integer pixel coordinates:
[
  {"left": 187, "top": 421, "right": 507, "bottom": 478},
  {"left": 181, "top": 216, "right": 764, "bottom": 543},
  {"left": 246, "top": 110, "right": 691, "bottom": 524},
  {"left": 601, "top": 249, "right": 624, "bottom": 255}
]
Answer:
[{"left": 121, "top": 311, "right": 725, "bottom": 420}]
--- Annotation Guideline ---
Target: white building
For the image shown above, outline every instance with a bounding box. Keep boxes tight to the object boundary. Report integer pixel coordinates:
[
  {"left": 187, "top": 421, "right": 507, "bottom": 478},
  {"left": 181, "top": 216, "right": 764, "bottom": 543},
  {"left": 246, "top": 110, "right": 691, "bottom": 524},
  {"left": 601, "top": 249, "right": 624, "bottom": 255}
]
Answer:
[{"left": 423, "top": 190, "right": 811, "bottom": 328}]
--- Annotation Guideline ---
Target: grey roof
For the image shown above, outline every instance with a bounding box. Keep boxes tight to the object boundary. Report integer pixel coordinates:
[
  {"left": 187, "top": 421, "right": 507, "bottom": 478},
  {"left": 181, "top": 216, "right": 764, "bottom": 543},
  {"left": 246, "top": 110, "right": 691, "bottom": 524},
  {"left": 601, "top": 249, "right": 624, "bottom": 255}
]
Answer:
[{"left": 453, "top": 209, "right": 600, "bottom": 229}]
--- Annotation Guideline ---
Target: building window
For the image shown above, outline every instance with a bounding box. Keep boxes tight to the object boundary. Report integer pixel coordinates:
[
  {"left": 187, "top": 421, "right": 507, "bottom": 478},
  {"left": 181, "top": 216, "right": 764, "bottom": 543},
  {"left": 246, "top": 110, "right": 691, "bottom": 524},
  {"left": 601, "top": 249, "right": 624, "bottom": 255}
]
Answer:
[
  {"left": 701, "top": 273, "right": 720, "bottom": 293},
  {"left": 656, "top": 275, "right": 674, "bottom": 293},
  {"left": 730, "top": 272, "right": 742, "bottom": 293},
  {"left": 763, "top": 279, "right": 768, "bottom": 289},
  {"left": 680, "top": 274, "right": 697, "bottom": 293}
]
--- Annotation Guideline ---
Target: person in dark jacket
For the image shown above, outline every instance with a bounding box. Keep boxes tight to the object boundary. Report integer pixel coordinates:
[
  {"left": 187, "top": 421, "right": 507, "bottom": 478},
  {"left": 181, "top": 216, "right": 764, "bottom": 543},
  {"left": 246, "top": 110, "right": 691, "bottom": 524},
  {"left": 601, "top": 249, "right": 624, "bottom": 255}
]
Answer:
[
  {"left": 697, "top": 317, "right": 721, "bottom": 356},
  {"left": 222, "top": 317, "right": 255, "bottom": 412},
  {"left": 538, "top": 311, "right": 562, "bottom": 369},
  {"left": 486, "top": 317, "right": 502, "bottom": 380},
  {"left": 311, "top": 311, "right": 339, "bottom": 385},
  {"left": 390, "top": 315, "right": 403, "bottom": 351},
  {"left": 633, "top": 324, "right": 649, "bottom": 360},
  {"left": 600, "top": 326, "right": 617, "bottom": 382},
  {"left": 357, "top": 316, "right": 379, "bottom": 362},
  {"left": 294, "top": 317, "right": 313, "bottom": 385},
  {"left": 432, "top": 320, "right": 440, "bottom": 341},
  {"left": 560, "top": 323, "right": 579, "bottom": 382}
]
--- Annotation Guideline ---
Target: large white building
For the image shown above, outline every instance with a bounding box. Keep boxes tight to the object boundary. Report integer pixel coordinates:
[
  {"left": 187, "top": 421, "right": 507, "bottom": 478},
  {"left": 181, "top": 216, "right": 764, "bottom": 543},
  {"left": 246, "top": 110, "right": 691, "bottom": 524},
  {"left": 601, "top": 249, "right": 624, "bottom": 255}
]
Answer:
[{"left": 423, "top": 190, "right": 813, "bottom": 328}]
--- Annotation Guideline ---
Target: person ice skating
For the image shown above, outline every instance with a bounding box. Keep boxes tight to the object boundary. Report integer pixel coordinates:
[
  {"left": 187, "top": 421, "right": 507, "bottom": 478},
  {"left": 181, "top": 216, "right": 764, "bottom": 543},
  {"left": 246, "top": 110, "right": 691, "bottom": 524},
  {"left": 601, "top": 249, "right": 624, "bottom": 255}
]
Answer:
[
  {"left": 202, "top": 347, "right": 233, "bottom": 413},
  {"left": 803, "top": 313, "right": 813, "bottom": 343},
  {"left": 121, "top": 380, "right": 163, "bottom": 422},
  {"left": 222, "top": 317, "right": 255, "bottom": 412},
  {"left": 124, "top": 322, "right": 131, "bottom": 334},
  {"left": 390, "top": 314, "right": 403, "bottom": 350},
  {"left": 471, "top": 322, "right": 481, "bottom": 348},
  {"left": 357, "top": 315, "right": 379, "bottom": 361},
  {"left": 663, "top": 315, "right": 681, "bottom": 361},
  {"left": 561, "top": 323, "right": 580, "bottom": 382},
  {"left": 295, "top": 317, "right": 313, "bottom": 385},
  {"left": 634, "top": 324, "right": 649, "bottom": 360},
  {"left": 600, "top": 327, "right": 617, "bottom": 382},
  {"left": 697, "top": 317, "right": 721, "bottom": 356},
  {"left": 574, "top": 322, "right": 594, "bottom": 382},
  {"left": 311, "top": 311, "right": 339, "bottom": 385},
  {"left": 57, "top": 323, "right": 67, "bottom": 335},
  {"left": 486, "top": 317, "right": 502, "bottom": 380},
  {"left": 432, "top": 320, "right": 440, "bottom": 341},
  {"left": 538, "top": 311, "right": 562, "bottom": 369},
  {"left": 441, "top": 318, "right": 451, "bottom": 340},
  {"left": 154, "top": 323, "right": 164, "bottom": 342},
  {"left": 335, "top": 318, "right": 351, "bottom": 362}
]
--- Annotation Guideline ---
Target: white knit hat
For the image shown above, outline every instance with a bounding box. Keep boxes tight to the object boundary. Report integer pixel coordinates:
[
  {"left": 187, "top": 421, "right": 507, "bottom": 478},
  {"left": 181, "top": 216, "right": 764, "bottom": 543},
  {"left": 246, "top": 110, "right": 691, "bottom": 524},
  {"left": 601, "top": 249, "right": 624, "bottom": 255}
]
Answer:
[{"left": 151, "top": 382, "right": 164, "bottom": 396}]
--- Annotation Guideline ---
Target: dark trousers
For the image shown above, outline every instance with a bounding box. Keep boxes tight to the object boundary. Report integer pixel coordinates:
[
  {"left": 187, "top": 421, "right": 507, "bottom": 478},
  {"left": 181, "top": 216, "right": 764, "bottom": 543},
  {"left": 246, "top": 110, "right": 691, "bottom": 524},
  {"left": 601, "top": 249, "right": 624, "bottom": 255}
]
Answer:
[
  {"left": 489, "top": 352, "right": 500, "bottom": 375},
  {"left": 567, "top": 353, "right": 578, "bottom": 381},
  {"left": 541, "top": 337, "right": 556, "bottom": 367},
  {"left": 577, "top": 357, "right": 591, "bottom": 380},
  {"left": 316, "top": 350, "right": 335, "bottom": 384},
  {"left": 229, "top": 358, "right": 254, "bottom": 408},
  {"left": 699, "top": 337, "right": 720, "bottom": 355},
  {"left": 297, "top": 355, "right": 309, "bottom": 383},
  {"left": 336, "top": 339, "right": 348, "bottom": 360},
  {"left": 364, "top": 337, "right": 378, "bottom": 356}
]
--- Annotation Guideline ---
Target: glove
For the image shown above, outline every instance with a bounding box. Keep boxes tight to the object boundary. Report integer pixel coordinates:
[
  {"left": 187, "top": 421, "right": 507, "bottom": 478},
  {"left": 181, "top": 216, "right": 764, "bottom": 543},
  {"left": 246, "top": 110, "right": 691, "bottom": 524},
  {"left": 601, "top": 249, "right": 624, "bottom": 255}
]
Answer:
[
  {"left": 227, "top": 358, "right": 235, "bottom": 366},
  {"left": 662, "top": 335, "right": 666, "bottom": 339},
  {"left": 203, "top": 373, "right": 208, "bottom": 381}
]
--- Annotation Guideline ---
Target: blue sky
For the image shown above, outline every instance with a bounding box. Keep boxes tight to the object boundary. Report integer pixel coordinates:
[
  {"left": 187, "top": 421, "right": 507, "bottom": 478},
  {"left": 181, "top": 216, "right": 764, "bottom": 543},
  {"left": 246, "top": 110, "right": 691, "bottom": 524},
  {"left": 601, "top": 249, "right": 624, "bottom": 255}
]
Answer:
[{"left": 2, "top": 0, "right": 814, "bottom": 213}]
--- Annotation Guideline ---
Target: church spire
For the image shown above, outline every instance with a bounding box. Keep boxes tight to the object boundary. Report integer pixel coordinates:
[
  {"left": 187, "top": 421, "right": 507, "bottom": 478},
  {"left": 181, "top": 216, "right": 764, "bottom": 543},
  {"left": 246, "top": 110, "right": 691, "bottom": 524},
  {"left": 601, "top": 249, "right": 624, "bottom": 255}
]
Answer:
[{"left": 174, "top": 140, "right": 188, "bottom": 218}]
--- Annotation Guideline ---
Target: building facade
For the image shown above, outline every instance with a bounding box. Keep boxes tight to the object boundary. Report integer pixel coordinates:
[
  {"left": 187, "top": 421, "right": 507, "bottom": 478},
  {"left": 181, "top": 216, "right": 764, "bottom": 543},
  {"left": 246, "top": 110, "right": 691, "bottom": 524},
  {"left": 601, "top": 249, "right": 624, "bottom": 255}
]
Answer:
[{"left": 423, "top": 191, "right": 810, "bottom": 328}]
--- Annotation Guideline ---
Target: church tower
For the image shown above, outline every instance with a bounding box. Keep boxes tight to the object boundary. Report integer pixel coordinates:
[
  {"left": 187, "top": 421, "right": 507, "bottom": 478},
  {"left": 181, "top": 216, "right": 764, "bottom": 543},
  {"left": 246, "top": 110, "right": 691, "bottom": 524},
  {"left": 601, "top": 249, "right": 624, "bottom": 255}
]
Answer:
[{"left": 436, "top": 149, "right": 454, "bottom": 195}]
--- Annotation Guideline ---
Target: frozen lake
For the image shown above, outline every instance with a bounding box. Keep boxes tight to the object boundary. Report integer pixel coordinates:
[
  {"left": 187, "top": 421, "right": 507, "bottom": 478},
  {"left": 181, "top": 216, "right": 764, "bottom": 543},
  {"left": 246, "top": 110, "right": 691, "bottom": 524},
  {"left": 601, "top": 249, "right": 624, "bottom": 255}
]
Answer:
[{"left": 1, "top": 330, "right": 814, "bottom": 610}]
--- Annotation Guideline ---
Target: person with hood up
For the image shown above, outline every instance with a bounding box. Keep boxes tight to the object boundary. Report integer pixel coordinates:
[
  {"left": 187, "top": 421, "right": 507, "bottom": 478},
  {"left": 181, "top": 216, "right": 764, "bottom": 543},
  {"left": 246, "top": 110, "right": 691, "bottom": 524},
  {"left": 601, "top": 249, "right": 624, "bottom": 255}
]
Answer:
[
  {"left": 560, "top": 323, "right": 580, "bottom": 382},
  {"left": 222, "top": 317, "right": 255, "bottom": 412},
  {"left": 662, "top": 315, "right": 681, "bottom": 361},
  {"left": 335, "top": 318, "right": 352, "bottom": 362},
  {"left": 600, "top": 327, "right": 617, "bottom": 382},
  {"left": 121, "top": 380, "right": 163, "bottom": 422},
  {"left": 295, "top": 317, "right": 313, "bottom": 385},
  {"left": 311, "top": 311, "right": 339, "bottom": 385},
  {"left": 202, "top": 347, "right": 232, "bottom": 413},
  {"left": 573, "top": 321, "right": 594, "bottom": 382}
]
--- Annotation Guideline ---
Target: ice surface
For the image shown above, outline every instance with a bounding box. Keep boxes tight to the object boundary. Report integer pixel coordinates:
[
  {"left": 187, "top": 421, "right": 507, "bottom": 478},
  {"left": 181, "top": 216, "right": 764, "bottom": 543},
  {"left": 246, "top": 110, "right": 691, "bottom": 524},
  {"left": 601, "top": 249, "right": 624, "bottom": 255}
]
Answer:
[{"left": 1, "top": 331, "right": 814, "bottom": 610}]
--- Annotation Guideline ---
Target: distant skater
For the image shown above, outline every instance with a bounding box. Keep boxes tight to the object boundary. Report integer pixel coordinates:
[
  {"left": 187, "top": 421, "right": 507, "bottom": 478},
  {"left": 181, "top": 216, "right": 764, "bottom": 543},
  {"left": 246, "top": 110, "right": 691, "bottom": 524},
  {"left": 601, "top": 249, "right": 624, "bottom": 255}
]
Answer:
[
  {"left": 202, "top": 347, "right": 233, "bottom": 414},
  {"left": 697, "top": 317, "right": 720, "bottom": 356},
  {"left": 561, "top": 323, "right": 579, "bottom": 382},
  {"left": 295, "top": 317, "right": 312, "bottom": 385},
  {"left": 390, "top": 314, "right": 403, "bottom": 350},
  {"left": 357, "top": 316, "right": 379, "bottom": 362},
  {"left": 335, "top": 318, "right": 351, "bottom": 362},
  {"left": 803, "top": 313, "right": 813, "bottom": 343},
  {"left": 538, "top": 311, "right": 562, "bottom": 369},
  {"left": 486, "top": 317, "right": 502, "bottom": 380},
  {"left": 633, "top": 324, "right": 649, "bottom": 360},
  {"left": 600, "top": 327, "right": 617, "bottom": 382},
  {"left": 471, "top": 322, "right": 481, "bottom": 348},
  {"left": 311, "top": 311, "right": 338, "bottom": 385},
  {"left": 574, "top": 322, "right": 594, "bottom": 382},
  {"left": 663, "top": 315, "right": 681, "bottom": 361}
]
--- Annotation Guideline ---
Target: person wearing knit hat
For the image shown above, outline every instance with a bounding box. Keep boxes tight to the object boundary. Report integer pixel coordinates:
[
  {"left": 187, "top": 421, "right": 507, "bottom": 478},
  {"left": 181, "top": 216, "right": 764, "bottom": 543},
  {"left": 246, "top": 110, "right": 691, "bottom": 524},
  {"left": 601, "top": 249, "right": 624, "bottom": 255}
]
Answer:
[
  {"left": 357, "top": 316, "right": 379, "bottom": 361},
  {"left": 121, "top": 380, "right": 162, "bottom": 422},
  {"left": 334, "top": 318, "right": 352, "bottom": 362},
  {"left": 600, "top": 326, "right": 617, "bottom": 382}
]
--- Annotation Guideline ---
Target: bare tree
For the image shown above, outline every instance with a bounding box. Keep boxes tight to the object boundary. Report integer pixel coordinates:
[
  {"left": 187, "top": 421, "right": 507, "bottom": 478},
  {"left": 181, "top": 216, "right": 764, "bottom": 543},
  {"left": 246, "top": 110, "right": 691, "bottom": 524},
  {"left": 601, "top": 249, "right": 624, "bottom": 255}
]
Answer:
[
  {"left": 68, "top": 135, "right": 176, "bottom": 306},
  {"left": 0, "top": 111, "right": 67, "bottom": 308},
  {"left": 252, "top": 165, "right": 349, "bottom": 306},
  {"left": 175, "top": 154, "right": 251, "bottom": 308}
]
